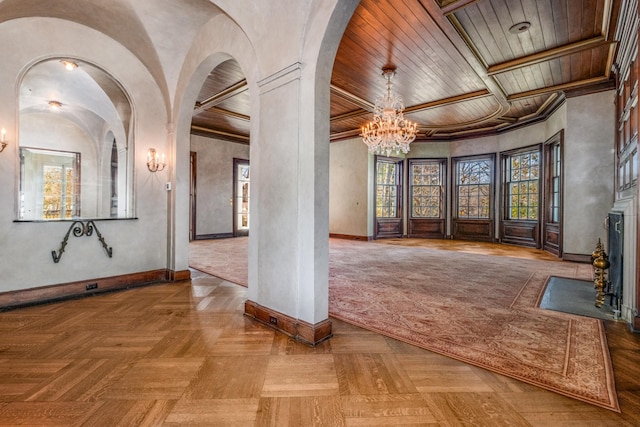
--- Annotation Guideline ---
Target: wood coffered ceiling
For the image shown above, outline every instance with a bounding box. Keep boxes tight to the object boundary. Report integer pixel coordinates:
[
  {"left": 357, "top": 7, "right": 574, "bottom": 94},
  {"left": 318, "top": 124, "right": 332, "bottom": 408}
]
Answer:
[{"left": 191, "top": 0, "right": 621, "bottom": 144}]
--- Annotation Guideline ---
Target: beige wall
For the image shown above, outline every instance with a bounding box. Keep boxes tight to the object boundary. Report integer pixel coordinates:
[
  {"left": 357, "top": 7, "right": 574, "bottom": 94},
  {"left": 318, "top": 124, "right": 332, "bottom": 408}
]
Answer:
[
  {"left": 330, "top": 92, "right": 616, "bottom": 258},
  {"left": 563, "top": 91, "right": 616, "bottom": 255},
  {"left": 329, "top": 138, "right": 370, "bottom": 237},
  {"left": 190, "top": 135, "right": 249, "bottom": 237}
]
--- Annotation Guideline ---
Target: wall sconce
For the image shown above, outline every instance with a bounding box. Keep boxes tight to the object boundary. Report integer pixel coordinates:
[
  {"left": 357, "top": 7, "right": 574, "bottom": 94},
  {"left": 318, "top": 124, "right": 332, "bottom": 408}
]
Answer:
[
  {"left": 0, "top": 128, "right": 7, "bottom": 153},
  {"left": 147, "top": 148, "right": 166, "bottom": 172},
  {"left": 48, "top": 100, "right": 63, "bottom": 110}
]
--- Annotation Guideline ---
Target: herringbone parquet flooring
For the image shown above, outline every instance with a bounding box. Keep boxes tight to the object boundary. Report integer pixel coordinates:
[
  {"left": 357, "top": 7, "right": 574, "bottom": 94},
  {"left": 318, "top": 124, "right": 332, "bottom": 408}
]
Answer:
[{"left": 0, "top": 266, "right": 638, "bottom": 426}]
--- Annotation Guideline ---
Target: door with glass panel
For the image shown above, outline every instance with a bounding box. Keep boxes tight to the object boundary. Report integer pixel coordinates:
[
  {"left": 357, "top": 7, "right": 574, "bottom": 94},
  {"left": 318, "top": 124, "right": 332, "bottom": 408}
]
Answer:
[
  {"left": 374, "top": 157, "right": 403, "bottom": 239},
  {"left": 500, "top": 146, "right": 541, "bottom": 248},
  {"left": 408, "top": 159, "right": 446, "bottom": 238},
  {"left": 452, "top": 155, "right": 494, "bottom": 241},
  {"left": 543, "top": 132, "right": 563, "bottom": 256},
  {"left": 233, "top": 158, "right": 250, "bottom": 237}
]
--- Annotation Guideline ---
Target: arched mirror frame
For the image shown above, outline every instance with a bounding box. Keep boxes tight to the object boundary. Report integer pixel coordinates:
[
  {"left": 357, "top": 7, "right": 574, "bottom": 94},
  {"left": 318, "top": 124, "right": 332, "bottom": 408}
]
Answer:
[{"left": 16, "top": 57, "right": 135, "bottom": 221}]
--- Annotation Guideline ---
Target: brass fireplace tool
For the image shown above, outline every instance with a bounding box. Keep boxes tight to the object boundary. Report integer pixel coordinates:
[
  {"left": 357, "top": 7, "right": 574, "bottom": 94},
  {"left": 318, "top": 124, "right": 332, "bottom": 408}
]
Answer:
[{"left": 591, "top": 239, "right": 610, "bottom": 308}]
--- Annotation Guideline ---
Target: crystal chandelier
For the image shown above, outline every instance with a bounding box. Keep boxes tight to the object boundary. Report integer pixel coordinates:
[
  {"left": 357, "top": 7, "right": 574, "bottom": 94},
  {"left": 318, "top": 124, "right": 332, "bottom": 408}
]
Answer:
[{"left": 360, "top": 66, "right": 417, "bottom": 156}]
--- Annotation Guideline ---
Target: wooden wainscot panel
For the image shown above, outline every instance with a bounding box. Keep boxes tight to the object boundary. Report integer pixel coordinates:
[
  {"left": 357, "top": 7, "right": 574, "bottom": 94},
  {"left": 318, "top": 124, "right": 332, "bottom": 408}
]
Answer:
[
  {"left": 408, "top": 219, "right": 445, "bottom": 238},
  {"left": 543, "top": 223, "right": 561, "bottom": 256},
  {"left": 453, "top": 219, "right": 494, "bottom": 241},
  {"left": 376, "top": 218, "right": 402, "bottom": 238},
  {"left": 244, "top": 300, "right": 333, "bottom": 346},
  {"left": 501, "top": 220, "right": 538, "bottom": 248}
]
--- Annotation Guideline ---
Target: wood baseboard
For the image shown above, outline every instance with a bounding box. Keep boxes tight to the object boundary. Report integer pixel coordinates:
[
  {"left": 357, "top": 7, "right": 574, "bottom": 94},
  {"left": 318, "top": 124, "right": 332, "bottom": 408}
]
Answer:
[
  {"left": 168, "top": 269, "right": 191, "bottom": 281},
  {"left": 329, "top": 233, "right": 372, "bottom": 241},
  {"left": 195, "top": 233, "right": 234, "bottom": 240},
  {"left": 562, "top": 253, "right": 592, "bottom": 263},
  {"left": 0, "top": 269, "right": 190, "bottom": 311},
  {"left": 244, "top": 300, "right": 333, "bottom": 346}
]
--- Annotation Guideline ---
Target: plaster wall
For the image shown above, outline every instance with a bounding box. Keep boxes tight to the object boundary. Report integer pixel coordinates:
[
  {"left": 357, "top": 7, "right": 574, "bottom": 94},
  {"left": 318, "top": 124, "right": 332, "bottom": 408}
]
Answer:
[
  {"left": 0, "top": 18, "right": 168, "bottom": 292},
  {"left": 190, "top": 135, "right": 249, "bottom": 237},
  {"left": 563, "top": 90, "right": 616, "bottom": 255},
  {"left": 332, "top": 95, "right": 615, "bottom": 258},
  {"left": 329, "top": 138, "right": 370, "bottom": 237}
]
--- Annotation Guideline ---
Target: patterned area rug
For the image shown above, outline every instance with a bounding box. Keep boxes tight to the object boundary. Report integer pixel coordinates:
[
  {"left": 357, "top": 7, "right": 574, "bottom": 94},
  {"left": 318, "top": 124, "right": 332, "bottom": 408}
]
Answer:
[{"left": 189, "top": 237, "right": 619, "bottom": 411}]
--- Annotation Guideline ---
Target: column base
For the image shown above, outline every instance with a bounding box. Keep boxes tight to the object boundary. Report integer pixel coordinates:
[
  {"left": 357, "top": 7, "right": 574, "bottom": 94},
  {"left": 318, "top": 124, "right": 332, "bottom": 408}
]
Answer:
[{"left": 244, "top": 300, "right": 332, "bottom": 346}]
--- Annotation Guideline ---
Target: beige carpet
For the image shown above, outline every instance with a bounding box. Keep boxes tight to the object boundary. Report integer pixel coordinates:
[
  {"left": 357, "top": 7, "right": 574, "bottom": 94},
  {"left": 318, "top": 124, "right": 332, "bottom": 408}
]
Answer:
[{"left": 189, "top": 237, "right": 619, "bottom": 411}]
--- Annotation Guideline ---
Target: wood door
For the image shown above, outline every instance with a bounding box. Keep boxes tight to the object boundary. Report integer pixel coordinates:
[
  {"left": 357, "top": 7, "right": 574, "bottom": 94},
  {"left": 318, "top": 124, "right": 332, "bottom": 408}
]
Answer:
[
  {"left": 542, "top": 132, "right": 563, "bottom": 256},
  {"left": 374, "top": 157, "right": 403, "bottom": 239}
]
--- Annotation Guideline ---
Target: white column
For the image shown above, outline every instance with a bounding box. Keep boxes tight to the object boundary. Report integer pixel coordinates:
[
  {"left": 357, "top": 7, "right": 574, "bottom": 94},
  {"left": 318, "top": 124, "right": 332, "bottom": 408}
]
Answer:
[{"left": 248, "top": 62, "right": 329, "bottom": 328}]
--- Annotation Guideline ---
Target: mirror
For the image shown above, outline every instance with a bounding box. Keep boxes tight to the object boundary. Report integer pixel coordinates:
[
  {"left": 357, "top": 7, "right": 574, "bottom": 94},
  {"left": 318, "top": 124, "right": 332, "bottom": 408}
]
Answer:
[{"left": 18, "top": 58, "right": 134, "bottom": 220}]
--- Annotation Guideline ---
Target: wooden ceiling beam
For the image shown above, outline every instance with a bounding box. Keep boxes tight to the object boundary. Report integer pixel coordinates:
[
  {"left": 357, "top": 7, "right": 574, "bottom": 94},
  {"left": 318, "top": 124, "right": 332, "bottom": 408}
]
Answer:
[
  {"left": 507, "top": 77, "right": 611, "bottom": 101},
  {"left": 330, "top": 85, "right": 375, "bottom": 112},
  {"left": 439, "top": 0, "right": 480, "bottom": 16},
  {"left": 404, "top": 89, "right": 491, "bottom": 114},
  {"left": 206, "top": 106, "right": 250, "bottom": 122},
  {"left": 191, "top": 125, "right": 250, "bottom": 144},
  {"left": 330, "top": 109, "right": 368, "bottom": 123},
  {"left": 487, "top": 37, "right": 614, "bottom": 76},
  {"left": 329, "top": 87, "right": 491, "bottom": 123},
  {"left": 194, "top": 79, "right": 248, "bottom": 115}
]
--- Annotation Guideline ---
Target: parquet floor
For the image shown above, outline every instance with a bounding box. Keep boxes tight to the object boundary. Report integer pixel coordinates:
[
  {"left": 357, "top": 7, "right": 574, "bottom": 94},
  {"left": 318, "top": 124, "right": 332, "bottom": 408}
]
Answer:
[{"left": 0, "top": 261, "right": 639, "bottom": 425}]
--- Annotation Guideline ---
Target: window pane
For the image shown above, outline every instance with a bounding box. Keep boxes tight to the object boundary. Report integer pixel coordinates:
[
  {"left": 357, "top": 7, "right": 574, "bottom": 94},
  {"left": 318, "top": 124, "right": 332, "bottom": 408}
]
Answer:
[
  {"left": 410, "top": 161, "right": 444, "bottom": 219},
  {"left": 456, "top": 159, "right": 491, "bottom": 219},
  {"left": 505, "top": 150, "right": 540, "bottom": 220}
]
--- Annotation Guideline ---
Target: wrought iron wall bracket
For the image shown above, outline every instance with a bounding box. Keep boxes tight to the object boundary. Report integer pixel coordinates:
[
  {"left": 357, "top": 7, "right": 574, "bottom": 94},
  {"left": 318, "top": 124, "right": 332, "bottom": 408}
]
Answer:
[{"left": 51, "top": 220, "right": 113, "bottom": 263}]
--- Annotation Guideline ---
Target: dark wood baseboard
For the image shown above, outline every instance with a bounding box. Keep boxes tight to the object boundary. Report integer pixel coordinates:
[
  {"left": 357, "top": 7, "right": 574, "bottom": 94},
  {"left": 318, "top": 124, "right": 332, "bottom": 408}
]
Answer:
[
  {"left": 194, "top": 233, "right": 234, "bottom": 240},
  {"left": 329, "top": 233, "right": 372, "bottom": 241},
  {"left": 0, "top": 268, "right": 190, "bottom": 311},
  {"left": 244, "top": 300, "right": 333, "bottom": 346},
  {"left": 169, "top": 269, "right": 191, "bottom": 281},
  {"left": 562, "top": 253, "right": 592, "bottom": 263}
]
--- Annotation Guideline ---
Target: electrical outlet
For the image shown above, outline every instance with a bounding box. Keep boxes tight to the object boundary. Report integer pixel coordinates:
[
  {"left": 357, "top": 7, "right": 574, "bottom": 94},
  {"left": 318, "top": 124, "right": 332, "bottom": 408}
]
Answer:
[
  {"left": 86, "top": 283, "right": 98, "bottom": 291},
  {"left": 269, "top": 316, "right": 278, "bottom": 325}
]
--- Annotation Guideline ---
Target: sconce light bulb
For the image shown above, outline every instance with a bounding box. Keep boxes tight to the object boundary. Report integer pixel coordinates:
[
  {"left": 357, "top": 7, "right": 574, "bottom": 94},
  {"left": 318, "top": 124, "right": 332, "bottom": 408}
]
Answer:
[
  {"left": 60, "top": 60, "right": 78, "bottom": 71},
  {"left": 48, "top": 100, "right": 63, "bottom": 110}
]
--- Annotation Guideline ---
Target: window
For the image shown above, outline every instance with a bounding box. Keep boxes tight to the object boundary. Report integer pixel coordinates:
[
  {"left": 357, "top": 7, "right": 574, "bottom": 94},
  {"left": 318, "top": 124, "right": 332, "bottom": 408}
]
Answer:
[
  {"left": 409, "top": 160, "right": 444, "bottom": 218},
  {"left": 456, "top": 158, "right": 492, "bottom": 219},
  {"left": 376, "top": 159, "right": 399, "bottom": 218},
  {"left": 505, "top": 150, "right": 540, "bottom": 220},
  {"left": 20, "top": 148, "right": 80, "bottom": 220},
  {"left": 549, "top": 143, "right": 561, "bottom": 223}
]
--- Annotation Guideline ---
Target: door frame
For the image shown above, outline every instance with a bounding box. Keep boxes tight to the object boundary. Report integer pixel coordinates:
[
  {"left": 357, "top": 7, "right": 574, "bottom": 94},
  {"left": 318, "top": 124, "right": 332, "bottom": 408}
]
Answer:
[
  {"left": 189, "top": 151, "right": 197, "bottom": 241},
  {"left": 233, "top": 158, "right": 250, "bottom": 237},
  {"left": 542, "top": 130, "right": 564, "bottom": 256},
  {"left": 374, "top": 156, "right": 404, "bottom": 239}
]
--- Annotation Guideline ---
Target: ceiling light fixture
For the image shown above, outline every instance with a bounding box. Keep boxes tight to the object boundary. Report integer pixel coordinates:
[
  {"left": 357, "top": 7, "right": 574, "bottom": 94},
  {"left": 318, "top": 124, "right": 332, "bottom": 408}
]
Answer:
[
  {"left": 509, "top": 21, "right": 531, "bottom": 34},
  {"left": 48, "top": 100, "right": 63, "bottom": 110},
  {"left": 361, "top": 66, "right": 417, "bottom": 157},
  {"left": 60, "top": 60, "right": 78, "bottom": 71}
]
